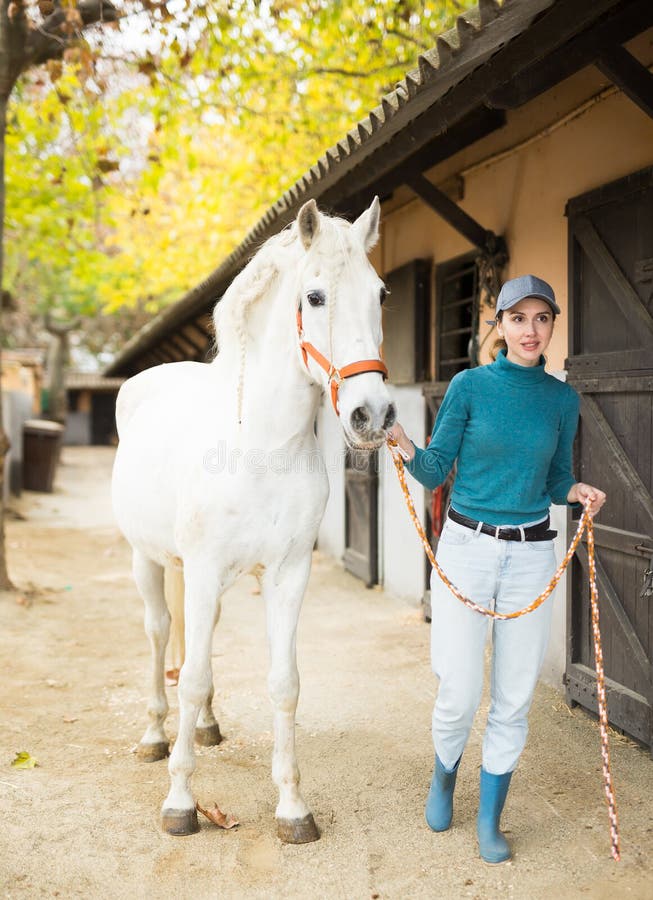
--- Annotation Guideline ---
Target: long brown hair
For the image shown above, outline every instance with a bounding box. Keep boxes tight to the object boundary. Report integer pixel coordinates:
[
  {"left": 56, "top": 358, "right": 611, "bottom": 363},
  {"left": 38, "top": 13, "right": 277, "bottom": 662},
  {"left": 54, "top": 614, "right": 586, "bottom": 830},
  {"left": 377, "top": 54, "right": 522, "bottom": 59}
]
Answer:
[{"left": 489, "top": 310, "right": 507, "bottom": 361}]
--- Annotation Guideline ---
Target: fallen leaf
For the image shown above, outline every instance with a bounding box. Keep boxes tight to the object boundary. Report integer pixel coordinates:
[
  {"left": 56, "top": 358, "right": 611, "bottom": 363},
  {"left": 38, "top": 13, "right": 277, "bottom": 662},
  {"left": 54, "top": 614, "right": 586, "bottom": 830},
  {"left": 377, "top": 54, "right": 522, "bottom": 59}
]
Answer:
[
  {"left": 196, "top": 801, "right": 239, "bottom": 829},
  {"left": 165, "top": 668, "right": 180, "bottom": 686},
  {"left": 11, "top": 751, "right": 39, "bottom": 769}
]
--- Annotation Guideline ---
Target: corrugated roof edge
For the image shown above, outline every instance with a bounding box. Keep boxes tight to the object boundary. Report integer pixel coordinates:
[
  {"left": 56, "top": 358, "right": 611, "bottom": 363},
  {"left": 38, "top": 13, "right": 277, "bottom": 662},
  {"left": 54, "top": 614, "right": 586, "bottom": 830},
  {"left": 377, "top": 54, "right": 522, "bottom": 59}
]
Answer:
[
  {"left": 65, "top": 373, "right": 126, "bottom": 390},
  {"left": 105, "top": 0, "right": 555, "bottom": 376}
]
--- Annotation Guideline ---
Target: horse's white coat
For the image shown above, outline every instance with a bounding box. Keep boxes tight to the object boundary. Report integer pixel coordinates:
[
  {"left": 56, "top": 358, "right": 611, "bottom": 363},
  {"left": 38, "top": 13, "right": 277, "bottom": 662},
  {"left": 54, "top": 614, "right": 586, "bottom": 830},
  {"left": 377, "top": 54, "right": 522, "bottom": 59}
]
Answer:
[{"left": 111, "top": 199, "right": 393, "bottom": 836}]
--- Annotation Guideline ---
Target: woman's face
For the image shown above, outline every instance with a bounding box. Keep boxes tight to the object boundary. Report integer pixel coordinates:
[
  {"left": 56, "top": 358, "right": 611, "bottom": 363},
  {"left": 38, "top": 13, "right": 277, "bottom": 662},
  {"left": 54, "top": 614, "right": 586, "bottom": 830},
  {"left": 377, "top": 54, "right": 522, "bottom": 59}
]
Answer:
[{"left": 497, "top": 297, "right": 555, "bottom": 367}]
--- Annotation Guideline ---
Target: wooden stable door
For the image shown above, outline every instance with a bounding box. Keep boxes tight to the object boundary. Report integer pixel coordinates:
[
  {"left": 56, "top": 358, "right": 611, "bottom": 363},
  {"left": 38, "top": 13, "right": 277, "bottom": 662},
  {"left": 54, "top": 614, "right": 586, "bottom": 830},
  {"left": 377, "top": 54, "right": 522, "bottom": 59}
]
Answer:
[
  {"left": 565, "top": 167, "right": 653, "bottom": 751},
  {"left": 344, "top": 448, "right": 379, "bottom": 587}
]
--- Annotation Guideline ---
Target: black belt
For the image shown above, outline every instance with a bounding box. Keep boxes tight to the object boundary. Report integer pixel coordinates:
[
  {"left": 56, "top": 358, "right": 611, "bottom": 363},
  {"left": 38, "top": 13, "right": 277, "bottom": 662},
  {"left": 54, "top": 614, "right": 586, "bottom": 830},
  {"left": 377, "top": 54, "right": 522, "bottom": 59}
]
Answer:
[{"left": 447, "top": 508, "right": 557, "bottom": 542}]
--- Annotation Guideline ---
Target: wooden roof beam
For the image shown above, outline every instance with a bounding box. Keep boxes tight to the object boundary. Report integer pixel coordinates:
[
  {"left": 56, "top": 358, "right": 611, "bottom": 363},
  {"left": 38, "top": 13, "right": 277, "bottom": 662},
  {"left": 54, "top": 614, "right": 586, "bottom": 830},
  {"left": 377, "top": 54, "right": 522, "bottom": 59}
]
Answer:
[
  {"left": 486, "top": 0, "right": 653, "bottom": 110},
  {"left": 139, "top": 353, "right": 162, "bottom": 370},
  {"left": 406, "top": 174, "right": 494, "bottom": 251},
  {"left": 595, "top": 45, "right": 653, "bottom": 121},
  {"left": 183, "top": 322, "right": 213, "bottom": 350},
  {"left": 157, "top": 344, "right": 182, "bottom": 363},
  {"left": 165, "top": 333, "right": 200, "bottom": 360},
  {"left": 148, "top": 348, "right": 175, "bottom": 365},
  {"left": 180, "top": 328, "right": 209, "bottom": 353}
]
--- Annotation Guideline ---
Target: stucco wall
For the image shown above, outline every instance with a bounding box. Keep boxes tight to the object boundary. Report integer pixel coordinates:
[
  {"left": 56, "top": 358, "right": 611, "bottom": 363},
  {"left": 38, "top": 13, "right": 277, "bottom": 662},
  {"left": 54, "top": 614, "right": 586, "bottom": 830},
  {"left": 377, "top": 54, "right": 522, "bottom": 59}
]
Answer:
[
  {"left": 1, "top": 359, "right": 41, "bottom": 414},
  {"left": 379, "top": 384, "right": 426, "bottom": 605}
]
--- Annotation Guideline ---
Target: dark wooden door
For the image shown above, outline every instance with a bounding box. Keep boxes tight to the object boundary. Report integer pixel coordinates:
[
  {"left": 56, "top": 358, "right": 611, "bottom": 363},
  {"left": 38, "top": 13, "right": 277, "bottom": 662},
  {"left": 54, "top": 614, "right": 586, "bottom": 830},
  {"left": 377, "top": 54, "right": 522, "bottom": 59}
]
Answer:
[
  {"left": 344, "top": 449, "right": 378, "bottom": 587},
  {"left": 91, "top": 392, "right": 119, "bottom": 445},
  {"left": 565, "top": 166, "right": 653, "bottom": 751}
]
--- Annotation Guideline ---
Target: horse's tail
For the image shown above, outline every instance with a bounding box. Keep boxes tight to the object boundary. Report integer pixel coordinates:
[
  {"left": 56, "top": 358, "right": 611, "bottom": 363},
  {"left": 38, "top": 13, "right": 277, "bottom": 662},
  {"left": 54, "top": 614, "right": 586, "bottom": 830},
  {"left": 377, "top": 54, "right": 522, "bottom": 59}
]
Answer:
[{"left": 164, "top": 563, "right": 185, "bottom": 675}]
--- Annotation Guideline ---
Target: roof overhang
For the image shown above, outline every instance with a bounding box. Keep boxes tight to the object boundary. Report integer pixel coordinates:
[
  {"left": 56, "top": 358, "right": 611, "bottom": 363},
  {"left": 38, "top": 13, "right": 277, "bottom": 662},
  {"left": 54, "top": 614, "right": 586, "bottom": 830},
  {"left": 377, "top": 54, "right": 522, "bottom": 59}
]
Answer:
[{"left": 105, "top": 0, "right": 653, "bottom": 376}]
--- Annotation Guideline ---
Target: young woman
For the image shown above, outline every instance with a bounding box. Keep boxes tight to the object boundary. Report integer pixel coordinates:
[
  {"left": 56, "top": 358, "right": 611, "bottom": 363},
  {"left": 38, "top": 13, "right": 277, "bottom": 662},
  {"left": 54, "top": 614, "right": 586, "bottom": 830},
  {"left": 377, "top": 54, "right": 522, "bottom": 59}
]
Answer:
[{"left": 388, "top": 274, "right": 605, "bottom": 864}]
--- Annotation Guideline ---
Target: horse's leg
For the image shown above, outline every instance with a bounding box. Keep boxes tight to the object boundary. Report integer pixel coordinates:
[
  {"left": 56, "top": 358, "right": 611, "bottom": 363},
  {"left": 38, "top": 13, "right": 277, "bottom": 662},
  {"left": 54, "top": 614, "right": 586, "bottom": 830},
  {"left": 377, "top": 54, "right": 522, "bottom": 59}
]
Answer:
[
  {"left": 161, "top": 560, "right": 222, "bottom": 835},
  {"left": 132, "top": 550, "right": 170, "bottom": 762},
  {"left": 165, "top": 563, "right": 221, "bottom": 745},
  {"left": 263, "top": 551, "right": 319, "bottom": 844},
  {"left": 196, "top": 602, "right": 223, "bottom": 746}
]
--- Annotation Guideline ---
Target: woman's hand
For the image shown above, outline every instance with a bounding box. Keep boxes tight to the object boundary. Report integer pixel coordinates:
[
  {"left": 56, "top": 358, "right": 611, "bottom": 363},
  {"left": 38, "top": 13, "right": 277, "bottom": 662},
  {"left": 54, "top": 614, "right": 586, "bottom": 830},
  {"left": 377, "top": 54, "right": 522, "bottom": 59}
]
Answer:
[
  {"left": 386, "top": 423, "right": 416, "bottom": 461},
  {"left": 568, "top": 482, "right": 606, "bottom": 517}
]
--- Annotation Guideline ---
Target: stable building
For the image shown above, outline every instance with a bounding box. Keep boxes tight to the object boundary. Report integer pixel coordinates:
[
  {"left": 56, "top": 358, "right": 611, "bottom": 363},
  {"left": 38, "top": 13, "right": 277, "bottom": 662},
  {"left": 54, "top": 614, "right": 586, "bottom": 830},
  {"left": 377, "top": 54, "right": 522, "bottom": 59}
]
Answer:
[
  {"left": 64, "top": 373, "right": 125, "bottom": 446},
  {"left": 106, "top": 0, "right": 653, "bottom": 752},
  {"left": 1, "top": 349, "right": 44, "bottom": 496}
]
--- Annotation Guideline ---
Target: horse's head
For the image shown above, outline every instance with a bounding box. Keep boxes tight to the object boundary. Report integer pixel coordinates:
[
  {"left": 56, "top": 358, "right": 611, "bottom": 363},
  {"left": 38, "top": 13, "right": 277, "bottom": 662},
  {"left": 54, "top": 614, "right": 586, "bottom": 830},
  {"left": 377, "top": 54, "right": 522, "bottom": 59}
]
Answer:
[{"left": 294, "top": 198, "right": 396, "bottom": 450}]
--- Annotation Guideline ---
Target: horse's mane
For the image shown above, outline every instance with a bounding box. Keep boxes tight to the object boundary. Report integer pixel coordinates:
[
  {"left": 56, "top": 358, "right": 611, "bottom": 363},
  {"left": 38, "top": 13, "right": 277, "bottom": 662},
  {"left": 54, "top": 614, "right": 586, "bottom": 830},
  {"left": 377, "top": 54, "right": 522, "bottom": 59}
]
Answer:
[
  {"left": 213, "top": 211, "right": 353, "bottom": 348},
  {"left": 212, "top": 228, "right": 290, "bottom": 350},
  {"left": 212, "top": 211, "right": 352, "bottom": 422}
]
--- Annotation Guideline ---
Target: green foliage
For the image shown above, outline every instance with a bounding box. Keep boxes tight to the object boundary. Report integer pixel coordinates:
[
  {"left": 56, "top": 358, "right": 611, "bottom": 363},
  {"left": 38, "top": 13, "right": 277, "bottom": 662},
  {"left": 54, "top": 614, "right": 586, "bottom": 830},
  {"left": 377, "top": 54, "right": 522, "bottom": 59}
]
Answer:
[{"left": 4, "top": 0, "right": 477, "bottom": 362}]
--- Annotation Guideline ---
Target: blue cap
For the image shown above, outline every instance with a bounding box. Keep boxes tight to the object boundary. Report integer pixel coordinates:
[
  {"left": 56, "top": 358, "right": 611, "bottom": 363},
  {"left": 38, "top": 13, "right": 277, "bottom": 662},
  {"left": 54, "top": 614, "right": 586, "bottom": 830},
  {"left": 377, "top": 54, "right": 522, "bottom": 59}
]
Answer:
[{"left": 491, "top": 275, "right": 560, "bottom": 320}]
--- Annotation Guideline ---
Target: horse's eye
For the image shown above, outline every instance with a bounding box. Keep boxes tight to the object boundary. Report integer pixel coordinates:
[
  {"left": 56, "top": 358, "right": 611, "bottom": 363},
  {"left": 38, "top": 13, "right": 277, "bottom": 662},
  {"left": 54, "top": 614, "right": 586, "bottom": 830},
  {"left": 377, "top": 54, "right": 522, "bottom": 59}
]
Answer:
[
  {"left": 307, "top": 290, "right": 325, "bottom": 307},
  {"left": 380, "top": 285, "right": 390, "bottom": 305}
]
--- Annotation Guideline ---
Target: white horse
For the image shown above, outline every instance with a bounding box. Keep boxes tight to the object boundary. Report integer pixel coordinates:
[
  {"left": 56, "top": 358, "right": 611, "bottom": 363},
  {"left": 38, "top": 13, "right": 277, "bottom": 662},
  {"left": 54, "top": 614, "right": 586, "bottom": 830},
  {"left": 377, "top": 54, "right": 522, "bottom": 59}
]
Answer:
[{"left": 111, "top": 198, "right": 395, "bottom": 842}]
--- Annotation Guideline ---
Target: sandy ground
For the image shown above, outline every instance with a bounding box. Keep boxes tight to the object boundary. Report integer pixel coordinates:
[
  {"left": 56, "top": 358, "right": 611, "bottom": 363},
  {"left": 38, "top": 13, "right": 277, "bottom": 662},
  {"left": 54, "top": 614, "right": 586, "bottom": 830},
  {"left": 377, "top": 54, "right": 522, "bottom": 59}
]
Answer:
[{"left": 1, "top": 446, "right": 652, "bottom": 899}]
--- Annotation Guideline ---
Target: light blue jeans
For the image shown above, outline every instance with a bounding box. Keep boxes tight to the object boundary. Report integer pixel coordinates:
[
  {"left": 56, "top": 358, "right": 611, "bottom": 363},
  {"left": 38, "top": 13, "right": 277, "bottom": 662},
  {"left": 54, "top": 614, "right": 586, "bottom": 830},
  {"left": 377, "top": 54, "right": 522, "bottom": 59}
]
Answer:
[{"left": 430, "top": 516, "right": 556, "bottom": 775}]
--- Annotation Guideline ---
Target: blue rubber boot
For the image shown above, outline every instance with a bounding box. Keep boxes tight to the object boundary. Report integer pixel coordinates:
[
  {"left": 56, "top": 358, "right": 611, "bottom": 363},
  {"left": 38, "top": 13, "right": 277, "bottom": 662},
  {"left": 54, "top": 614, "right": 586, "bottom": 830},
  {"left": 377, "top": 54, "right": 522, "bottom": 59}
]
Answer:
[
  {"left": 477, "top": 768, "right": 513, "bottom": 863},
  {"left": 425, "top": 754, "right": 461, "bottom": 832}
]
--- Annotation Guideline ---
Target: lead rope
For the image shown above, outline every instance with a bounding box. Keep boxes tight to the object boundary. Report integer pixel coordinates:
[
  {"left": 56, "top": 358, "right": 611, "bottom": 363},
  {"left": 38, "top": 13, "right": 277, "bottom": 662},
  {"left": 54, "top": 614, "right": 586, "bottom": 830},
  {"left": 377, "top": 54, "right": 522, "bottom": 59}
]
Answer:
[{"left": 386, "top": 437, "right": 621, "bottom": 861}]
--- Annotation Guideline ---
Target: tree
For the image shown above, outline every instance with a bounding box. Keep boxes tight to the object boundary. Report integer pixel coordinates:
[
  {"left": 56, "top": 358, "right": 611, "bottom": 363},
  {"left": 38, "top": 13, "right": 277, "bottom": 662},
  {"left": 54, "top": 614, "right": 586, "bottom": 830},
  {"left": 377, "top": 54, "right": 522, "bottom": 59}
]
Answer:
[
  {"left": 5, "top": 3, "right": 474, "bottom": 345},
  {"left": 0, "top": 0, "right": 117, "bottom": 590}
]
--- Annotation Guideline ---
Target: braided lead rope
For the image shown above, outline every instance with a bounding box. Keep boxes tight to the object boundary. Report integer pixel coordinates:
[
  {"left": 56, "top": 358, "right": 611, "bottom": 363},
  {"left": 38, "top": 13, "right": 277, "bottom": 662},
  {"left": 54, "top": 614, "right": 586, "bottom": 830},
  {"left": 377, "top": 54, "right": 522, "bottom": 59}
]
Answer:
[
  {"left": 586, "top": 518, "right": 621, "bottom": 861},
  {"left": 386, "top": 438, "right": 621, "bottom": 861},
  {"left": 386, "top": 439, "right": 586, "bottom": 619}
]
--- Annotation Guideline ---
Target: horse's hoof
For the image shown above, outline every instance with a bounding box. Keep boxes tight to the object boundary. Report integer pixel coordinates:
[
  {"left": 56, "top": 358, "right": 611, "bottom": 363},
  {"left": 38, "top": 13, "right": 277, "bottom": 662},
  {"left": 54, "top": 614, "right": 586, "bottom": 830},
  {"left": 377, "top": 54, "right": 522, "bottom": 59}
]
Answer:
[
  {"left": 195, "top": 724, "right": 223, "bottom": 746},
  {"left": 162, "top": 808, "right": 200, "bottom": 836},
  {"left": 136, "top": 741, "right": 169, "bottom": 762},
  {"left": 276, "top": 813, "right": 320, "bottom": 844}
]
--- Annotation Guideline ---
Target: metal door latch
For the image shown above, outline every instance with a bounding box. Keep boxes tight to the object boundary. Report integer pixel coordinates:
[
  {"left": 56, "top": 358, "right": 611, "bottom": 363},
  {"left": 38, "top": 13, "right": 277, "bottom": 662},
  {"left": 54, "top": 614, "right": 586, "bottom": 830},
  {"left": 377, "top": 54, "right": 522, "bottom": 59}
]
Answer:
[{"left": 634, "top": 545, "right": 653, "bottom": 597}]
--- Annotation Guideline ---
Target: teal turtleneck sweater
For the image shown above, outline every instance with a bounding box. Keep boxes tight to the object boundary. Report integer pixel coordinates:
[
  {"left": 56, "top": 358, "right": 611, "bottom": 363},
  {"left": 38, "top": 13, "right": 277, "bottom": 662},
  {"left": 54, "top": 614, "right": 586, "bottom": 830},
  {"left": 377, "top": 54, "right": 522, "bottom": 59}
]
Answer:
[{"left": 407, "top": 349, "right": 580, "bottom": 526}]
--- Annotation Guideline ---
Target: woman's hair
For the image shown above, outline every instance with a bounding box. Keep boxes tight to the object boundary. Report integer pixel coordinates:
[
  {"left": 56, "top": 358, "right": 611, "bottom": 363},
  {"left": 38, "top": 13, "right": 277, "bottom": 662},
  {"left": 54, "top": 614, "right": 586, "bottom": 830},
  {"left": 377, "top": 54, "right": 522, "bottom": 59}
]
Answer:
[{"left": 489, "top": 310, "right": 507, "bottom": 361}]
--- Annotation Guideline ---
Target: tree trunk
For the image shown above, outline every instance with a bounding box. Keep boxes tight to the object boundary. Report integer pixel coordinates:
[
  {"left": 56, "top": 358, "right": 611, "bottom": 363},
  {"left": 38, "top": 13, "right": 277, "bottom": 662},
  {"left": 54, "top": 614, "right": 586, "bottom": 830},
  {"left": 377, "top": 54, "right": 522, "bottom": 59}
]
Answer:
[
  {"left": 45, "top": 315, "right": 81, "bottom": 423},
  {"left": 0, "top": 89, "right": 15, "bottom": 591}
]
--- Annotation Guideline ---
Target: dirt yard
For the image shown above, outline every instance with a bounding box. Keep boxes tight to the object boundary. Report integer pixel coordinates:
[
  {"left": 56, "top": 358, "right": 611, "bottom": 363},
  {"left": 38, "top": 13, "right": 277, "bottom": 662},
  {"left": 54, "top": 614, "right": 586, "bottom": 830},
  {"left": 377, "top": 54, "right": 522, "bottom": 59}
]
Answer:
[{"left": 1, "top": 446, "right": 652, "bottom": 899}]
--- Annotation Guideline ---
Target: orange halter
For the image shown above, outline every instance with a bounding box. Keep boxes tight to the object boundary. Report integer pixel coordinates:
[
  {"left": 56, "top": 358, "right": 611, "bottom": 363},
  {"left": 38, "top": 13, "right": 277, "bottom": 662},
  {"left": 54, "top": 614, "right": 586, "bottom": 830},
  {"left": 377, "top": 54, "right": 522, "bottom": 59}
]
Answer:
[{"left": 296, "top": 307, "right": 388, "bottom": 415}]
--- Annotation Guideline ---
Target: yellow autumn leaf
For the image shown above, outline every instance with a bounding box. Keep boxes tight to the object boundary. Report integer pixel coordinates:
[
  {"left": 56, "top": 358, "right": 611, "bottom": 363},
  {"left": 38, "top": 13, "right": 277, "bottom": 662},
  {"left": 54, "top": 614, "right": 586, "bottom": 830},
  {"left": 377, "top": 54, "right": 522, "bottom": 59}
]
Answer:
[{"left": 11, "top": 751, "right": 39, "bottom": 769}]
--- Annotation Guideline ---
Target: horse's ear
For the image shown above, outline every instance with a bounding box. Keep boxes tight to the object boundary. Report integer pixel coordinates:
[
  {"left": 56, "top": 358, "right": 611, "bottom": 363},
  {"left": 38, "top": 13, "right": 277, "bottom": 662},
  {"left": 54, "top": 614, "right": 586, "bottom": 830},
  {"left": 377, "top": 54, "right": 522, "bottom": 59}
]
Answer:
[
  {"left": 297, "top": 199, "right": 321, "bottom": 250},
  {"left": 353, "top": 196, "right": 380, "bottom": 253}
]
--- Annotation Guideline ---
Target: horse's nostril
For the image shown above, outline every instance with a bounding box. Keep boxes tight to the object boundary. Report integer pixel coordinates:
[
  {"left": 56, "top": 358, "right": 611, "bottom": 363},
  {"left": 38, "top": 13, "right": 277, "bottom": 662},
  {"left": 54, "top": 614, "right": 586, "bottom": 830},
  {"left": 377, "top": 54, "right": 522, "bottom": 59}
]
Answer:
[
  {"left": 351, "top": 406, "right": 370, "bottom": 433},
  {"left": 383, "top": 403, "right": 397, "bottom": 431}
]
